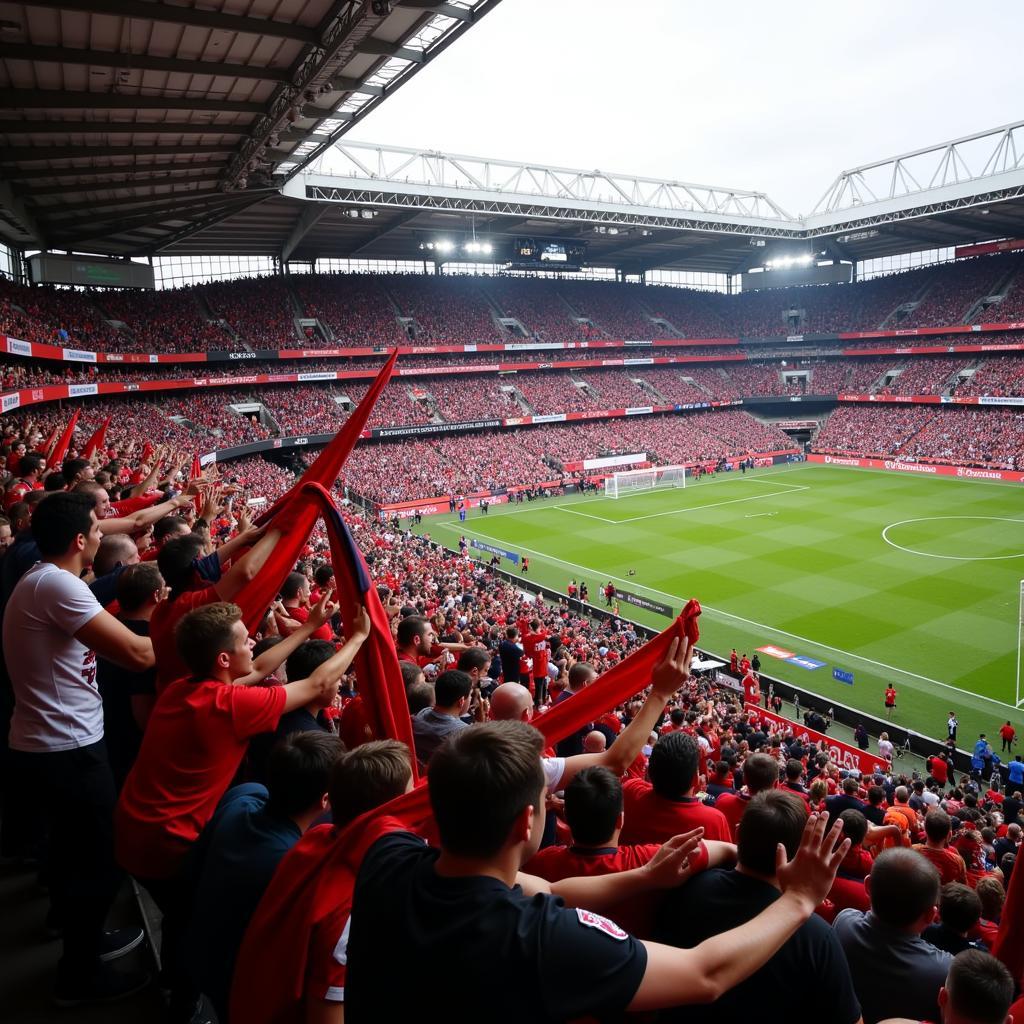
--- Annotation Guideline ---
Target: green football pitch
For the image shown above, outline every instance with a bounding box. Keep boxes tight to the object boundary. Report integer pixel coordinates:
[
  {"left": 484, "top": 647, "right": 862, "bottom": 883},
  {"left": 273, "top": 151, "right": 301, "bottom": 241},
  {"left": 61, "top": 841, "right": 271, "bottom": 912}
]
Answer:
[{"left": 426, "top": 463, "right": 1024, "bottom": 751}]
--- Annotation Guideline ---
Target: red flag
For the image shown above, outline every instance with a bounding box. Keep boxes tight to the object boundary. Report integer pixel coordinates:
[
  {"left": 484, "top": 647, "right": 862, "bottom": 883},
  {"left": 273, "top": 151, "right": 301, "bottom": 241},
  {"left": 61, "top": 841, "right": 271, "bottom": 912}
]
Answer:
[
  {"left": 229, "top": 814, "right": 407, "bottom": 1024},
  {"left": 234, "top": 349, "right": 397, "bottom": 625},
  {"left": 993, "top": 837, "right": 1024, "bottom": 985},
  {"left": 255, "top": 349, "right": 398, "bottom": 526},
  {"left": 189, "top": 453, "right": 202, "bottom": 480},
  {"left": 141, "top": 441, "right": 154, "bottom": 464},
  {"left": 81, "top": 416, "right": 111, "bottom": 459},
  {"left": 48, "top": 407, "right": 81, "bottom": 468},
  {"left": 35, "top": 425, "right": 58, "bottom": 455}
]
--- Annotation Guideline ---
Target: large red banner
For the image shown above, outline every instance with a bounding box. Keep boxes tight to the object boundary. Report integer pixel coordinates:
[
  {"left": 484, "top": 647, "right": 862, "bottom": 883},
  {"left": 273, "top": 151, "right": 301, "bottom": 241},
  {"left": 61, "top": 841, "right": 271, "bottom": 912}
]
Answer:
[
  {"left": 809, "top": 453, "right": 1024, "bottom": 483},
  {"left": 743, "top": 703, "right": 887, "bottom": 776}
]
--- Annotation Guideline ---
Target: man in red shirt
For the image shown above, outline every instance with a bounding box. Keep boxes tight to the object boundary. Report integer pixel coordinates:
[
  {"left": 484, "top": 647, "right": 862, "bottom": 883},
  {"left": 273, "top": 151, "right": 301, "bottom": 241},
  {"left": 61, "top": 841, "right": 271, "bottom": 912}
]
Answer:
[
  {"left": 116, "top": 599, "right": 368, "bottom": 1022},
  {"left": 526, "top": 765, "right": 734, "bottom": 938},
  {"left": 230, "top": 740, "right": 415, "bottom": 1024},
  {"left": 715, "top": 753, "right": 779, "bottom": 842},
  {"left": 3, "top": 451, "right": 45, "bottom": 509},
  {"left": 742, "top": 670, "right": 760, "bottom": 706},
  {"left": 884, "top": 685, "right": 897, "bottom": 719},
  {"left": 274, "top": 571, "right": 333, "bottom": 642},
  {"left": 911, "top": 809, "right": 967, "bottom": 886},
  {"left": 619, "top": 731, "right": 732, "bottom": 844},
  {"left": 522, "top": 617, "right": 551, "bottom": 707},
  {"left": 1000, "top": 720, "right": 1016, "bottom": 754}
]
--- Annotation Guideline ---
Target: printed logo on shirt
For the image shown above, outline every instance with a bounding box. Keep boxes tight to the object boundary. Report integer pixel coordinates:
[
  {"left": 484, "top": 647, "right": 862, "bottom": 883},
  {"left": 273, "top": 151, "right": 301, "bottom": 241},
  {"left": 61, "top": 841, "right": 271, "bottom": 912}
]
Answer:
[{"left": 575, "top": 908, "right": 628, "bottom": 941}]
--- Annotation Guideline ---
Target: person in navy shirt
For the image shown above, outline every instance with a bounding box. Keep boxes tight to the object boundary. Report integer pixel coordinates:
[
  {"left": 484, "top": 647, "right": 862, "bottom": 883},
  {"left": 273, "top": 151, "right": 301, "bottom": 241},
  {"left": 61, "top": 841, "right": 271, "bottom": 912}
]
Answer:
[{"left": 186, "top": 730, "right": 343, "bottom": 1022}]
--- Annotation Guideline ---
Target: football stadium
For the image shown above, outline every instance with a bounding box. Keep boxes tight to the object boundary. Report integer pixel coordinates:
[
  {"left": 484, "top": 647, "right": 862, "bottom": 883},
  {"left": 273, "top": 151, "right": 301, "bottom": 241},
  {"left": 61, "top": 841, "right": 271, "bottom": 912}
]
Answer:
[{"left": 2, "top": 1, "right": 1024, "bottom": 1021}]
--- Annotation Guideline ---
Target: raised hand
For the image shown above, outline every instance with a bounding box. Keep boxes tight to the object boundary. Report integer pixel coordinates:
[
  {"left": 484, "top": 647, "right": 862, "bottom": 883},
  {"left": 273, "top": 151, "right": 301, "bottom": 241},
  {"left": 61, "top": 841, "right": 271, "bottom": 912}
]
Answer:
[
  {"left": 776, "top": 812, "right": 850, "bottom": 911},
  {"left": 641, "top": 828, "right": 705, "bottom": 888},
  {"left": 309, "top": 588, "right": 338, "bottom": 628},
  {"left": 347, "top": 604, "right": 372, "bottom": 641},
  {"left": 650, "top": 635, "right": 691, "bottom": 700}
]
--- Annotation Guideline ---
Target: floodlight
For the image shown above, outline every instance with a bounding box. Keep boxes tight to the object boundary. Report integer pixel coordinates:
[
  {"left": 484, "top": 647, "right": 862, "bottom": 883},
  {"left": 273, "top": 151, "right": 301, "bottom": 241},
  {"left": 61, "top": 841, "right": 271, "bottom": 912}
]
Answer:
[
  {"left": 481, "top": 243, "right": 493, "bottom": 254},
  {"left": 436, "top": 239, "right": 454, "bottom": 253}
]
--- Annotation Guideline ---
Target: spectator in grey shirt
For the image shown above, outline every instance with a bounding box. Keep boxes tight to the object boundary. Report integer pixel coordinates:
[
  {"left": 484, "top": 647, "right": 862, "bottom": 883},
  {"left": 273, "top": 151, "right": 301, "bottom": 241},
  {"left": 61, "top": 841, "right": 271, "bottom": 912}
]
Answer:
[
  {"left": 411, "top": 669, "right": 473, "bottom": 765},
  {"left": 834, "top": 848, "right": 951, "bottom": 1024}
]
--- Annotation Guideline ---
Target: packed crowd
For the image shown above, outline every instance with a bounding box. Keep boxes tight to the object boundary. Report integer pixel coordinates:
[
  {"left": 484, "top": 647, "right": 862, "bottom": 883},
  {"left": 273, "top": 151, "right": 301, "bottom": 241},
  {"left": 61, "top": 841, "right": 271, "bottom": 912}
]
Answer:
[
  {"left": 899, "top": 255, "right": 1023, "bottom": 329},
  {"left": 200, "top": 278, "right": 300, "bottom": 350},
  {"left": 290, "top": 273, "right": 408, "bottom": 348},
  {"left": 814, "top": 405, "right": 1024, "bottom": 470},
  {"left": 0, "top": 425, "right": 1021, "bottom": 1021},
  {"left": 955, "top": 357, "right": 1024, "bottom": 398},
  {"left": 4, "top": 252, "right": 1024, "bottom": 362},
  {"left": 337, "top": 410, "right": 795, "bottom": 504},
  {"left": 877, "top": 357, "right": 970, "bottom": 397}
]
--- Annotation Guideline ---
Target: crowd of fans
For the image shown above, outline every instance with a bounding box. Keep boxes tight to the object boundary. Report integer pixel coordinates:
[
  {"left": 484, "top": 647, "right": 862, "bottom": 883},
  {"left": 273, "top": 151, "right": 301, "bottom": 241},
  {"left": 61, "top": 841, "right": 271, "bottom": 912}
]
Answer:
[
  {"left": 0, "top": 420, "right": 1021, "bottom": 1020},
  {"left": 877, "top": 357, "right": 970, "bottom": 397},
  {"left": 290, "top": 273, "right": 408, "bottom": 348},
  {"left": 899, "top": 254, "right": 1023, "bottom": 329},
  {"left": 4, "top": 253, "right": 1024, "bottom": 364},
  {"left": 955, "top": 357, "right": 1024, "bottom": 398},
  {"left": 814, "top": 405, "right": 1024, "bottom": 470}
]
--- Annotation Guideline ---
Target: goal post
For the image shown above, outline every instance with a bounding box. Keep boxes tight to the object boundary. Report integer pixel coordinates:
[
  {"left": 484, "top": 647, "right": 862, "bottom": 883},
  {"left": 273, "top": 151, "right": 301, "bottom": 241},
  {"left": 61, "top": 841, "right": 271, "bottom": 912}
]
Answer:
[
  {"left": 1017, "top": 579, "right": 1024, "bottom": 709},
  {"left": 605, "top": 464, "right": 688, "bottom": 499}
]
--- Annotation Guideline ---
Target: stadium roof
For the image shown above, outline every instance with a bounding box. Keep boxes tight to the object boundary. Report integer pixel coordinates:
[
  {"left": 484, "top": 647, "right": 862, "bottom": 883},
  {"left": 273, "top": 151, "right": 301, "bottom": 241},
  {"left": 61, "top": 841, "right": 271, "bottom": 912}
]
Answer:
[
  {"left": 0, "top": 4, "right": 1021, "bottom": 273},
  {"left": 165, "top": 122, "right": 1024, "bottom": 273},
  {"left": 0, "top": 0, "right": 500, "bottom": 253}
]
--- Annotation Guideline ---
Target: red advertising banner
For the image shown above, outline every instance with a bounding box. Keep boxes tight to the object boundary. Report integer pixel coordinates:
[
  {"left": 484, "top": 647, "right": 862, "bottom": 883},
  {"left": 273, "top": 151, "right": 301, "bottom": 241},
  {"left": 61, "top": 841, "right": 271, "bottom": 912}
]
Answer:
[
  {"left": 838, "top": 394, "right": 1024, "bottom": 408},
  {"left": 842, "top": 342, "right": 1024, "bottom": 357},
  {"left": 955, "top": 239, "right": 1024, "bottom": 259},
  {"left": 743, "top": 703, "right": 888, "bottom": 776},
  {"left": 809, "top": 453, "right": 1024, "bottom": 483}
]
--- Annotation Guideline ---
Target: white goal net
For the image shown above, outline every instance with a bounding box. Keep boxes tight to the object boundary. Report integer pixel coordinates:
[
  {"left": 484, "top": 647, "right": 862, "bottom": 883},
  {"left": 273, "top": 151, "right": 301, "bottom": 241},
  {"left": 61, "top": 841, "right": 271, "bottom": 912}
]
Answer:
[{"left": 605, "top": 464, "right": 688, "bottom": 499}]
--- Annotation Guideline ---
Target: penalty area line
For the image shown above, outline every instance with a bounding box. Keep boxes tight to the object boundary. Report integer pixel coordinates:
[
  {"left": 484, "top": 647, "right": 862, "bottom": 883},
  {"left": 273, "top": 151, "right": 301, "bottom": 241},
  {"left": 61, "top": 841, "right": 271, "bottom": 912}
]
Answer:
[{"left": 436, "top": 521, "right": 1018, "bottom": 713}]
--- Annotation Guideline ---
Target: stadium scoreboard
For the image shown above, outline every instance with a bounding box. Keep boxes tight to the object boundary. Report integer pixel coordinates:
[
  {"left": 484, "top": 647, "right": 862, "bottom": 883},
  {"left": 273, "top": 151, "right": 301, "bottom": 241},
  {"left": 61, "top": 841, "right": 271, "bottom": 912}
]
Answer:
[{"left": 509, "top": 237, "right": 587, "bottom": 271}]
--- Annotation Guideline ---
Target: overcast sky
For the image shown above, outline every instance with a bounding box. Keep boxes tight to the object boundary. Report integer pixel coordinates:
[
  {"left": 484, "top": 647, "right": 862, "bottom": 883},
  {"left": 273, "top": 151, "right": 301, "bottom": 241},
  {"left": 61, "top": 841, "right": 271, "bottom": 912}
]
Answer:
[{"left": 345, "top": 0, "right": 1024, "bottom": 216}]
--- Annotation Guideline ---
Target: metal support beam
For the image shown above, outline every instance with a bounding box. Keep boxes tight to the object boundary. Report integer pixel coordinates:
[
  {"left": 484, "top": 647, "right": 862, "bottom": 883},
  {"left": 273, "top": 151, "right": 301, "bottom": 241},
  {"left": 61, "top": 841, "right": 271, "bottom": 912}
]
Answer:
[
  {"left": 355, "top": 39, "right": 426, "bottom": 63},
  {"left": 50, "top": 193, "right": 270, "bottom": 245},
  {"left": 18, "top": 0, "right": 320, "bottom": 44},
  {"left": 42, "top": 190, "right": 252, "bottom": 228},
  {"left": 0, "top": 143, "right": 237, "bottom": 163},
  {"left": 152, "top": 194, "right": 274, "bottom": 253},
  {"left": 0, "top": 179, "right": 45, "bottom": 246},
  {"left": 328, "top": 77, "right": 385, "bottom": 96},
  {"left": 396, "top": 1, "right": 472, "bottom": 19},
  {"left": 0, "top": 119, "right": 252, "bottom": 136},
  {"left": 12, "top": 167, "right": 224, "bottom": 191},
  {"left": 0, "top": 89, "right": 265, "bottom": 114},
  {"left": 0, "top": 43, "right": 294, "bottom": 82},
  {"left": 281, "top": 204, "right": 330, "bottom": 261}
]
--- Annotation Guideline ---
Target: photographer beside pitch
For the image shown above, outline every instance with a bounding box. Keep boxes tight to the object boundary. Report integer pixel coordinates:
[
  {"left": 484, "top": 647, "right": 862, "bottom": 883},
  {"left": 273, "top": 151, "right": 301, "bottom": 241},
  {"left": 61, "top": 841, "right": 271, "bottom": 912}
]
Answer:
[{"left": 344, "top": 720, "right": 852, "bottom": 1021}]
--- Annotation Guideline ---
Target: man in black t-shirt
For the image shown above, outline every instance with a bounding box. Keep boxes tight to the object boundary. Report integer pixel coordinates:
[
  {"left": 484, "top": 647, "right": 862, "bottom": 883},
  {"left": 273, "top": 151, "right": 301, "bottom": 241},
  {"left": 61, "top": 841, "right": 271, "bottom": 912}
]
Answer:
[
  {"left": 654, "top": 790, "right": 861, "bottom": 1024},
  {"left": 345, "top": 720, "right": 851, "bottom": 1022},
  {"left": 96, "top": 563, "right": 162, "bottom": 790}
]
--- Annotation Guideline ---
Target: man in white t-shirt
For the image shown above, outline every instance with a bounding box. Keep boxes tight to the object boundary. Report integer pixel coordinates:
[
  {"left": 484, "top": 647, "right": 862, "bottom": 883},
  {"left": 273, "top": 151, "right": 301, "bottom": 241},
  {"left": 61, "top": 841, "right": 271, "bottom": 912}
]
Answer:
[{"left": 3, "top": 492, "right": 156, "bottom": 1005}]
